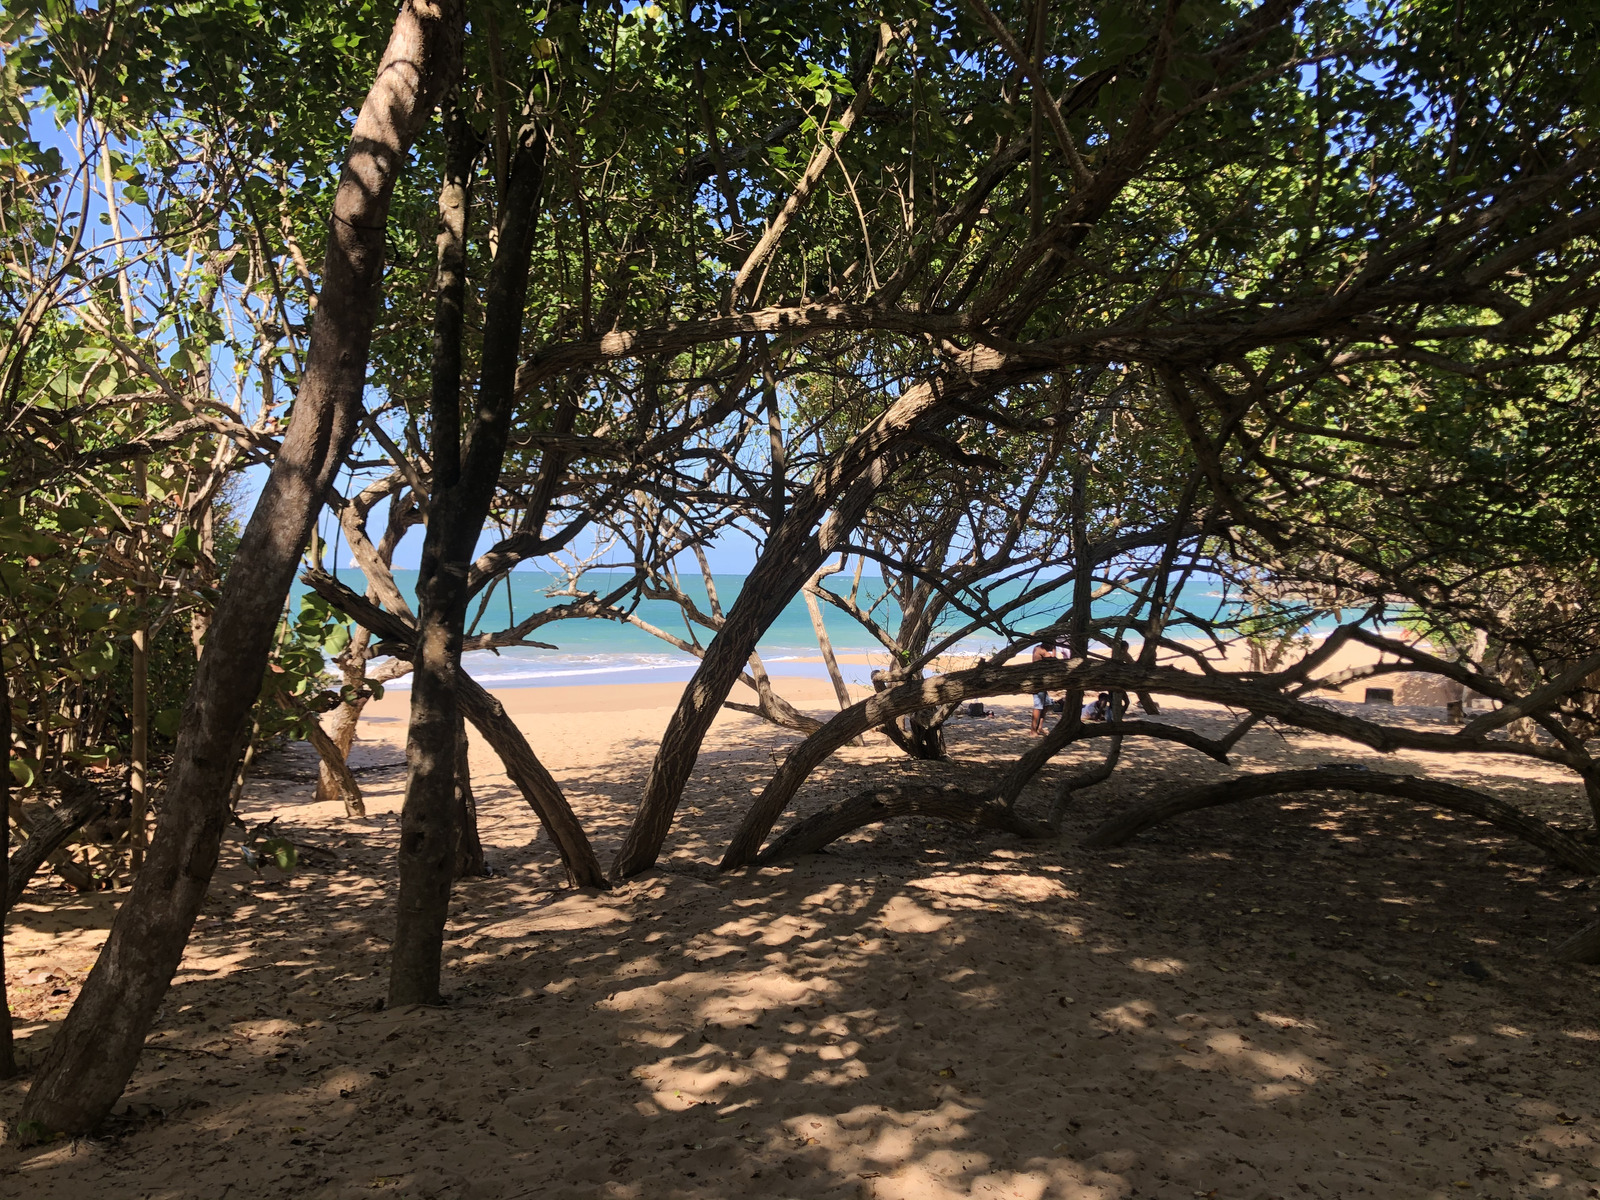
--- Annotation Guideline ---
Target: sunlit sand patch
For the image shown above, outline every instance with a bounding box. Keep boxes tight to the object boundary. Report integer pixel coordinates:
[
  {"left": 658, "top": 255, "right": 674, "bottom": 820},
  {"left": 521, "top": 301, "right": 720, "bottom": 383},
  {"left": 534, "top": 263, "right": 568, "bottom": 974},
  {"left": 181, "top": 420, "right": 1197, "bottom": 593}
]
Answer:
[
  {"left": 876, "top": 894, "right": 952, "bottom": 933},
  {"left": 709, "top": 912, "right": 822, "bottom": 945},
  {"left": 1128, "top": 957, "right": 1186, "bottom": 975},
  {"left": 909, "top": 872, "right": 1073, "bottom": 906}
]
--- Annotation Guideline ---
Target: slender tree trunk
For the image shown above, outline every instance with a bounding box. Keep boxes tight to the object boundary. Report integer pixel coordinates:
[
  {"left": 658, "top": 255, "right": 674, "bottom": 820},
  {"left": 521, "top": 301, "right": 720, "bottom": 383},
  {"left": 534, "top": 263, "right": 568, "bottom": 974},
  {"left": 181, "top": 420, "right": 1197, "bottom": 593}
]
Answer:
[
  {"left": 2, "top": 650, "right": 16, "bottom": 1079},
  {"left": 17, "top": 1, "right": 462, "bottom": 1135},
  {"left": 805, "top": 587, "right": 853, "bottom": 714},
  {"left": 289, "top": 697, "right": 365, "bottom": 818},
  {"left": 314, "top": 626, "right": 373, "bottom": 809},
  {"left": 129, "top": 460, "right": 150, "bottom": 872},
  {"left": 804, "top": 587, "right": 864, "bottom": 747},
  {"left": 128, "top": 623, "right": 148, "bottom": 869},
  {"left": 390, "top": 109, "right": 547, "bottom": 1006},
  {"left": 453, "top": 714, "right": 486, "bottom": 878}
]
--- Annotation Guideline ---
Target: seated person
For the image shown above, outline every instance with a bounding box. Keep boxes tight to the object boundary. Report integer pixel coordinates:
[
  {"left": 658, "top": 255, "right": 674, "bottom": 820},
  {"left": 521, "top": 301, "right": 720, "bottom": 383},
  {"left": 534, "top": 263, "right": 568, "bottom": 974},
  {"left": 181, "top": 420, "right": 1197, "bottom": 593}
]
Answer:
[{"left": 1083, "top": 692, "right": 1113, "bottom": 722}]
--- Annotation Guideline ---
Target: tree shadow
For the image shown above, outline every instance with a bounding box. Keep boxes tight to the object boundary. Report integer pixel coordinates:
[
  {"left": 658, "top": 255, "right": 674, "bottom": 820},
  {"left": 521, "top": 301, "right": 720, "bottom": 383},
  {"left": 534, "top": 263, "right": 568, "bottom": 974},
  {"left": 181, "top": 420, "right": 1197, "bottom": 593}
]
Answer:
[{"left": 4, "top": 697, "right": 1599, "bottom": 1199}]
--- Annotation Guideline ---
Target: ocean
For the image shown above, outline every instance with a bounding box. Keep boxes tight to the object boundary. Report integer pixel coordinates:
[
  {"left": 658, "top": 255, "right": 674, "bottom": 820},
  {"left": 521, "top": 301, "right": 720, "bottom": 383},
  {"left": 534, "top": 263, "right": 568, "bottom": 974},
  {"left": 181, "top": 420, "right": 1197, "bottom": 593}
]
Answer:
[{"left": 290, "top": 569, "right": 1243, "bottom": 690}]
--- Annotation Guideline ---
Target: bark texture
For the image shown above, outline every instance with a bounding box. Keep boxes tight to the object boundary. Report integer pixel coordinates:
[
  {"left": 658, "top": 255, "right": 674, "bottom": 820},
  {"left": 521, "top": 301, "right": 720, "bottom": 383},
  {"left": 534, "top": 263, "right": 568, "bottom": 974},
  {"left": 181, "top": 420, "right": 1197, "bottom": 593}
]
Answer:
[
  {"left": 18, "top": 0, "right": 462, "bottom": 1134},
  {"left": 1552, "top": 919, "right": 1600, "bottom": 964},
  {"left": 1082, "top": 767, "right": 1600, "bottom": 874},
  {"left": 612, "top": 353, "right": 1033, "bottom": 879},
  {"left": 5, "top": 777, "right": 104, "bottom": 912}
]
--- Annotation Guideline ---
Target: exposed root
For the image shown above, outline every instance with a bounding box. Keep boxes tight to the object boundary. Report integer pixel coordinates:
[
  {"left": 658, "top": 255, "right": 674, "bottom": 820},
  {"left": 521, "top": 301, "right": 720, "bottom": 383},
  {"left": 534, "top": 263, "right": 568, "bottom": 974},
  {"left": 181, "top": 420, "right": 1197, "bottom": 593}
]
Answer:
[
  {"left": 754, "top": 784, "right": 1048, "bottom": 865},
  {"left": 1082, "top": 766, "right": 1600, "bottom": 875}
]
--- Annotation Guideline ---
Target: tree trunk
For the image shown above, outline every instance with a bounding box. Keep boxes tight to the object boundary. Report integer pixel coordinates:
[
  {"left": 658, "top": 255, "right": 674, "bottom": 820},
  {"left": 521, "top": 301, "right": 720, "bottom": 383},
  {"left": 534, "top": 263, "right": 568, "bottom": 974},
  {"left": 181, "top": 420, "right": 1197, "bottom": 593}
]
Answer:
[
  {"left": 314, "top": 626, "right": 373, "bottom": 809},
  {"left": 2, "top": 654, "right": 15, "bottom": 1079},
  {"left": 128, "top": 618, "right": 149, "bottom": 871},
  {"left": 17, "top": 0, "right": 462, "bottom": 1136},
  {"left": 452, "top": 712, "right": 486, "bottom": 878},
  {"left": 390, "top": 110, "right": 547, "bottom": 1007},
  {"left": 757, "top": 784, "right": 1047, "bottom": 864},
  {"left": 6, "top": 778, "right": 104, "bottom": 912},
  {"left": 611, "top": 435, "right": 937, "bottom": 879},
  {"left": 804, "top": 587, "right": 862, "bottom": 746},
  {"left": 289, "top": 697, "right": 365, "bottom": 818},
  {"left": 612, "top": 348, "right": 1041, "bottom": 879}
]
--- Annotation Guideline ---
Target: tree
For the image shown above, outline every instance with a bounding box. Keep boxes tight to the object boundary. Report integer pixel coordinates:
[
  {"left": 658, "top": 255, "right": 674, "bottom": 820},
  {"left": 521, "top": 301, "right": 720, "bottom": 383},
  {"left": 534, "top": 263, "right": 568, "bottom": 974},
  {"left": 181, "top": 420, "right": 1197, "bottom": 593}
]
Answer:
[{"left": 17, "top": 0, "right": 464, "bottom": 1137}]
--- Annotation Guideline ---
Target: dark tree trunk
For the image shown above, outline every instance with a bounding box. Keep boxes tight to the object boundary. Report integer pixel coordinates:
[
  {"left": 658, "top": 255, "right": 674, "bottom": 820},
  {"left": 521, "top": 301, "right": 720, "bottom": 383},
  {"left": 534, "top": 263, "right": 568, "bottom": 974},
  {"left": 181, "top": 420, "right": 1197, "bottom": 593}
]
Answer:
[
  {"left": 904, "top": 711, "right": 946, "bottom": 760},
  {"left": 2, "top": 654, "right": 15, "bottom": 1079},
  {"left": 453, "top": 713, "right": 487, "bottom": 879},
  {"left": 17, "top": 0, "right": 462, "bottom": 1135},
  {"left": 389, "top": 113, "right": 547, "bottom": 1007}
]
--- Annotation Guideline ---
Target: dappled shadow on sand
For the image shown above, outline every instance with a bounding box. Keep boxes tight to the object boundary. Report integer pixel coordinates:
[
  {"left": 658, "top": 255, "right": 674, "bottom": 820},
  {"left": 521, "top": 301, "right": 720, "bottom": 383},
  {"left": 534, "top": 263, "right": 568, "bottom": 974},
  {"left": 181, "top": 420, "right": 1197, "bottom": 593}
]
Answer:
[{"left": 4, "top": 698, "right": 1600, "bottom": 1199}]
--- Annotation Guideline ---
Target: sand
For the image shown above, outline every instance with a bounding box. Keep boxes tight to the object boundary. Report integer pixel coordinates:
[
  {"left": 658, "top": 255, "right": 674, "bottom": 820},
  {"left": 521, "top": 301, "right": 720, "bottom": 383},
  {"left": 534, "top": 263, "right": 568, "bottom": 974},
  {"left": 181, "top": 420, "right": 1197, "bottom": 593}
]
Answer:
[{"left": 4, "top": 672, "right": 1600, "bottom": 1200}]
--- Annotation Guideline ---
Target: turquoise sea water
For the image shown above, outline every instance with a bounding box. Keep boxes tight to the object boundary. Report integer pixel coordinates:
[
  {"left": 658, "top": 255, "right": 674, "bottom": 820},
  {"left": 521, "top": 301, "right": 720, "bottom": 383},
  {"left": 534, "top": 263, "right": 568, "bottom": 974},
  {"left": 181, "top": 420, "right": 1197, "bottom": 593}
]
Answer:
[{"left": 290, "top": 569, "right": 1240, "bottom": 690}]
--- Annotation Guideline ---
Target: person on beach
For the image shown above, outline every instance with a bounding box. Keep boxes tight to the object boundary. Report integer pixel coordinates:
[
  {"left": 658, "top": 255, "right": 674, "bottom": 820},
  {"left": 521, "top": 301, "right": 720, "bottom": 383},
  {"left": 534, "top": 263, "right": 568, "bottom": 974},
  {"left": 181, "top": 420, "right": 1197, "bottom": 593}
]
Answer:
[
  {"left": 1031, "top": 640, "right": 1057, "bottom": 734},
  {"left": 1083, "top": 691, "right": 1112, "bottom": 722}
]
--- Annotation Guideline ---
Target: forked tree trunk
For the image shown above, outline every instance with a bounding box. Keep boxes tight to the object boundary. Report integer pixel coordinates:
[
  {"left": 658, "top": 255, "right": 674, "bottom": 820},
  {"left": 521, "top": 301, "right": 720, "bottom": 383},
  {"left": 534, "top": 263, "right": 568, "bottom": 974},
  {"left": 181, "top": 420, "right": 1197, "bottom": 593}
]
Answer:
[
  {"left": 17, "top": 0, "right": 462, "bottom": 1136},
  {"left": 390, "top": 112, "right": 547, "bottom": 1007},
  {"left": 610, "top": 486, "right": 887, "bottom": 878}
]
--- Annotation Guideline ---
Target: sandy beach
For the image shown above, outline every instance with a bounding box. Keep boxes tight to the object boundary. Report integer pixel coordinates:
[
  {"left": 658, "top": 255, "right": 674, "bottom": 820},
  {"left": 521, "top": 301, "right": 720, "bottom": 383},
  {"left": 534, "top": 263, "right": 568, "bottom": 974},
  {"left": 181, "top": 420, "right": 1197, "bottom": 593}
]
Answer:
[{"left": 4, "top": 670, "right": 1599, "bottom": 1199}]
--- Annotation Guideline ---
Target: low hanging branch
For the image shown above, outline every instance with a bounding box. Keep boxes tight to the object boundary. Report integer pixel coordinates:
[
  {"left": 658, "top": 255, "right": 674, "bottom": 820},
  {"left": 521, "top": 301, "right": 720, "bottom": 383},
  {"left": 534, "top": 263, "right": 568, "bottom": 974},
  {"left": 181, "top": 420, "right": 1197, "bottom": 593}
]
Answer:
[
  {"left": 755, "top": 784, "right": 1048, "bottom": 865},
  {"left": 1082, "top": 766, "right": 1600, "bottom": 875},
  {"left": 720, "top": 653, "right": 1600, "bottom": 870},
  {"left": 7, "top": 776, "right": 106, "bottom": 911}
]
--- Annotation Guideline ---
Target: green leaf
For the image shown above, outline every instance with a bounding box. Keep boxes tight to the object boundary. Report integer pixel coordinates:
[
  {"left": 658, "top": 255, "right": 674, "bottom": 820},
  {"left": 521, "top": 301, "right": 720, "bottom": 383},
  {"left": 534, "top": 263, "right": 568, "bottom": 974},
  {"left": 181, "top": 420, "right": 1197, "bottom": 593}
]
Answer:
[
  {"left": 261, "top": 837, "right": 297, "bottom": 872},
  {"left": 9, "top": 755, "right": 36, "bottom": 787},
  {"left": 169, "top": 525, "right": 201, "bottom": 567}
]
